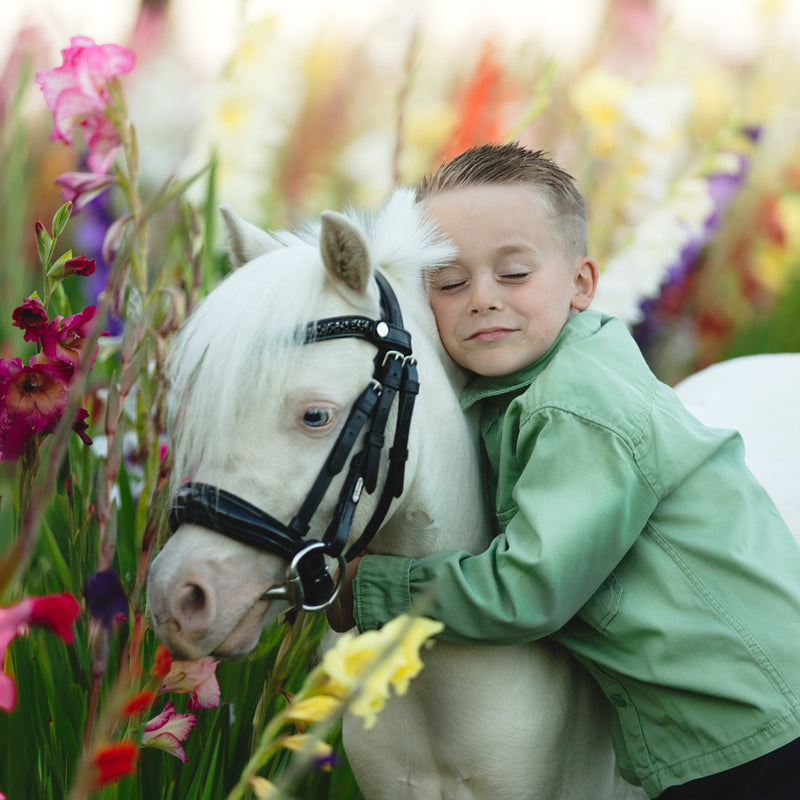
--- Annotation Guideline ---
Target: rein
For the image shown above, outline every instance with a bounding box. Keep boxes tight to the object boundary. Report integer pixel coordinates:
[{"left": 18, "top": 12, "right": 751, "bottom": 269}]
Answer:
[{"left": 167, "top": 272, "right": 418, "bottom": 612}]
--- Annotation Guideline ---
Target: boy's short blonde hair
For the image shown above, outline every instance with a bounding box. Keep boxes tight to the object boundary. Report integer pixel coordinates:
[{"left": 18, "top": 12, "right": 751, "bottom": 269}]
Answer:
[{"left": 416, "top": 142, "right": 588, "bottom": 260}]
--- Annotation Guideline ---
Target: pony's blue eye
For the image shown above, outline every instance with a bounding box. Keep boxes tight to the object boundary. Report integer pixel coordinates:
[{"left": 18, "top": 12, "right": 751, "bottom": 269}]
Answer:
[{"left": 303, "top": 407, "right": 334, "bottom": 428}]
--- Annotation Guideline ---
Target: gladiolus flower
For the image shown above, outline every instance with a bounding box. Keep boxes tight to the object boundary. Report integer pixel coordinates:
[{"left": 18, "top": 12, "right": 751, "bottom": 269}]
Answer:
[
  {"left": 11, "top": 297, "right": 49, "bottom": 342},
  {"left": 0, "top": 354, "right": 72, "bottom": 432},
  {"left": 91, "top": 741, "right": 138, "bottom": 786},
  {"left": 55, "top": 171, "right": 116, "bottom": 213},
  {"left": 158, "top": 656, "right": 220, "bottom": 709},
  {"left": 141, "top": 701, "right": 196, "bottom": 762},
  {"left": 35, "top": 36, "right": 135, "bottom": 174},
  {"left": 317, "top": 614, "right": 443, "bottom": 729},
  {"left": 151, "top": 645, "right": 172, "bottom": 679},
  {"left": 40, "top": 305, "right": 99, "bottom": 369},
  {"left": 284, "top": 694, "right": 341, "bottom": 726},
  {"left": 63, "top": 254, "right": 96, "bottom": 277},
  {"left": 1, "top": 593, "right": 81, "bottom": 711},
  {"left": 72, "top": 407, "right": 93, "bottom": 446},
  {"left": 83, "top": 568, "right": 128, "bottom": 630},
  {"left": 123, "top": 690, "right": 157, "bottom": 716},
  {"left": 249, "top": 777, "right": 278, "bottom": 798},
  {"left": 280, "top": 733, "right": 335, "bottom": 768}
]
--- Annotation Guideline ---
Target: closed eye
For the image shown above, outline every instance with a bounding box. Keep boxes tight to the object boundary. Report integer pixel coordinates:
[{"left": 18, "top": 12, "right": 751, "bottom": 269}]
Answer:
[
  {"left": 499, "top": 270, "right": 531, "bottom": 282},
  {"left": 438, "top": 278, "right": 467, "bottom": 292}
]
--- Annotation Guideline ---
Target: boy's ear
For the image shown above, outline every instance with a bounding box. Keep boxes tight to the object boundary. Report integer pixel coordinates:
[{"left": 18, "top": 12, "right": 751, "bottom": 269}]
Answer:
[{"left": 571, "top": 257, "right": 599, "bottom": 311}]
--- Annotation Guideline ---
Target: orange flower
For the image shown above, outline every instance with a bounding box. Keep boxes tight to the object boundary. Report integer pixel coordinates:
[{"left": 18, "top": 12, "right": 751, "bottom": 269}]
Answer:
[
  {"left": 122, "top": 689, "right": 157, "bottom": 716},
  {"left": 152, "top": 644, "right": 172, "bottom": 679}
]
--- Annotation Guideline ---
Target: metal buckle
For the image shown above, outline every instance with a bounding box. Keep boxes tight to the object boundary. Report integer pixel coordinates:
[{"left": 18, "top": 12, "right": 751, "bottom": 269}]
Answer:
[{"left": 262, "top": 541, "right": 347, "bottom": 612}]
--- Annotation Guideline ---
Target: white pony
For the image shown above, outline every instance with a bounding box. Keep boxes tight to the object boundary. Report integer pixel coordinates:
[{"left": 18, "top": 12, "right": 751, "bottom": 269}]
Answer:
[
  {"left": 146, "top": 188, "right": 799, "bottom": 799},
  {"left": 147, "top": 189, "right": 642, "bottom": 799}
]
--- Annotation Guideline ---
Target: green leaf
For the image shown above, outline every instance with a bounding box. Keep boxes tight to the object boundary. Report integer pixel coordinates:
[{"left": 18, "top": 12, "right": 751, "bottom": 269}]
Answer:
[{"left": 51, "top": 201, "right": 73, "bottom": 239}]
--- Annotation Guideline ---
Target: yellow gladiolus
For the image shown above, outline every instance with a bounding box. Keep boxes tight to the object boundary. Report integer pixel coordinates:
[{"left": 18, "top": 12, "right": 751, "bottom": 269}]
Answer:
[
  {"left": 284, "top": 694, "right": 341, "bottom": 725},
  {"left": 318, "top": 614, "right": 443, "bottom": 729}
]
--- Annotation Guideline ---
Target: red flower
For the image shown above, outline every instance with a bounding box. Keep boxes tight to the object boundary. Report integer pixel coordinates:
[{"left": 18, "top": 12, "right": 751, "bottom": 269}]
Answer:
[
  {"left": 40, "top": 305, "right": 99, "bottom": 369},
  {"left": 35, "top": 36, "right": 135, "bottom": 174},
  {"left": 152, "top": 645, "right": 173, "bottom": 680},
  {"left": 1, "top": 593, "right": 81, "bottom": 711},
  {"left": 92, "top": 742, "right": 139, "bottom": 786},
  {"left": 11, "top": 297, "right": 49, "bottom": 342}
]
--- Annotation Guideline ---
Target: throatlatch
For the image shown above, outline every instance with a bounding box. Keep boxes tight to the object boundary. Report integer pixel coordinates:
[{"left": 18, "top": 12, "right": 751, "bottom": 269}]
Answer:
[{"left": 167, "top": 272, "right": 418, "bottom": 612}]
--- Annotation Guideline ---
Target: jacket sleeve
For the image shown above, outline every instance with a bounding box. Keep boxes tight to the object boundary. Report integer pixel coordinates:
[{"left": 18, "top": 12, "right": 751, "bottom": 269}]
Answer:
[{"left": 353, "top": 407, "right": 659, "bottom": 643}]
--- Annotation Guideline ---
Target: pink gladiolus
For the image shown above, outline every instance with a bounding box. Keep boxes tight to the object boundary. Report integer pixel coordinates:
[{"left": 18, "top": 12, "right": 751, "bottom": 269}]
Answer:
[
  {"left": 40, "top": 305, "right": 99, "bottom": 369},
  {"left": 0, "top": 593, "right": 81, "bottom": 711},
  {"left": 11, "top": 297, "right": 49, "bottom": 342},
  {"left": 35, "top": 36, "right": 135, "bottom": 174},
  {"left": 158, "top": 657, "right": 221, "bottom": 710},
  {"left": 141, "top": 701, "right": 197, "bottom": 762},
  {"left": 55, "top": 171, "right": 116, "bottom": 212}
]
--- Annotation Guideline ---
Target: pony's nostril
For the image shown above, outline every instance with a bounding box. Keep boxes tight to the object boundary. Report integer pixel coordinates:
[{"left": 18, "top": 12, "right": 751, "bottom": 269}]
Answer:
[{"left": 176, "top": 582, "right": 213, "bottom": 626}]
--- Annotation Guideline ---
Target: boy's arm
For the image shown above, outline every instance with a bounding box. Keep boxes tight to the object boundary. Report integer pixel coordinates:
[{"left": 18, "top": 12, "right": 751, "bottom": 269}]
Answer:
[{"left": 349, "top": 409, "right": 659, "bottom": 643}]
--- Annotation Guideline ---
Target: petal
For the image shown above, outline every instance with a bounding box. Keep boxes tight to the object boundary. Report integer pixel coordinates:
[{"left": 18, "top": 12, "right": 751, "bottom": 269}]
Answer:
[
  {"left": 27, "top": 593, "right": 81, "bottom": 643},
  {"left": 140, "top": 731, "right": 188, "bottom": 763},
  {"left": 0, "top": 670, "right": 18, "bottom": 712}
]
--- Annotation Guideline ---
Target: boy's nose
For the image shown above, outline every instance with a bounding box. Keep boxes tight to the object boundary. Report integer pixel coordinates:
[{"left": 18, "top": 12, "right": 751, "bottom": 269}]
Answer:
[{"left": 468, "top": 276, "right": 501, "bottom": 314}]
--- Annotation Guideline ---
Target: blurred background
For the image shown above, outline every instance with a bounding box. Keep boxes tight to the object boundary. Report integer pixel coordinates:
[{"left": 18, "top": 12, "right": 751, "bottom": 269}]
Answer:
[{"left": 3, "top": 0, "right": 800, "bottom": 383}]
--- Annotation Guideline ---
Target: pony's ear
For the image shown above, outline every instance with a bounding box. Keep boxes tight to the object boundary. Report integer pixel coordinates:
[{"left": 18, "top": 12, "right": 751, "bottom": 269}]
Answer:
[
  {"left": 319, "top": 210, "right": 371, "bottom": 293},
  {"left": 219, "top": 204, "right": 282, "bottom": 268}
]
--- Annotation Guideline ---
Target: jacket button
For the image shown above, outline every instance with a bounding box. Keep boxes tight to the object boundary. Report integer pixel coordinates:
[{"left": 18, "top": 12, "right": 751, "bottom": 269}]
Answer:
[{"left": 610, "top": 693, "right": 628, "bottom": 707}]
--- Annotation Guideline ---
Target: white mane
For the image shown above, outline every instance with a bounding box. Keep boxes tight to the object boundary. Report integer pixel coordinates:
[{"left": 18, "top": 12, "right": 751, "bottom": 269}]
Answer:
[{"left": 167, "top": 188, "right": 455, "bottom": 487}]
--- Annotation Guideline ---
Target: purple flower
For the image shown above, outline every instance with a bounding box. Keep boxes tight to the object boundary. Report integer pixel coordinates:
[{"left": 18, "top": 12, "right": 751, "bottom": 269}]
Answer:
[{"left": 83, "top": 569, "right": 128, "bottom": 630}]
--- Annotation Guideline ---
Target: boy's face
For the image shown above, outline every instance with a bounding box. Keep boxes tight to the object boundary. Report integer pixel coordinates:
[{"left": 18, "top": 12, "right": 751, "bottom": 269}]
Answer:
[{"left": 424, "top": 183, "right": 597, "bottom": 377}]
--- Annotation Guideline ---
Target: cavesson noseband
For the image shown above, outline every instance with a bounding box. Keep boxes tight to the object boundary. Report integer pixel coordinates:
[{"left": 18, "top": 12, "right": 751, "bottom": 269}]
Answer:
[{"left": 167, "top": 272, "right": 418, "bottom": 612}]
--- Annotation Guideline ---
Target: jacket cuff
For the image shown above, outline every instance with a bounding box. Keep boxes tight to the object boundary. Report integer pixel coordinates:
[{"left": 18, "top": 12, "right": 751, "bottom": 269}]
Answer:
[{"left": 353, "top": 554, "right": 413, "bottom": 632}]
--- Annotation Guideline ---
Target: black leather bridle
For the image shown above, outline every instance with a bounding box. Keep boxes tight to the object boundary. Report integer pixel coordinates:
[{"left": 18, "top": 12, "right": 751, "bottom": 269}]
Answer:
[{"left": 167, "top": 272, "right": 418, "bottom": 612}]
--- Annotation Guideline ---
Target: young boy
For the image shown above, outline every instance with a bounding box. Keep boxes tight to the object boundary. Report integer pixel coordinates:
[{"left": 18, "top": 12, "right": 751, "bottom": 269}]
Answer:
[{"left": 329, "top": 143, "right": 800, "bottom": 798}]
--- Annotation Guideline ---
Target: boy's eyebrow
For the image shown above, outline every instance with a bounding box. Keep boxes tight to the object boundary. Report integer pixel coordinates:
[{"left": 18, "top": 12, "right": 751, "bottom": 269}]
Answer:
[{"left": 495, "top": 242, "right": 540, "bottom": 258}]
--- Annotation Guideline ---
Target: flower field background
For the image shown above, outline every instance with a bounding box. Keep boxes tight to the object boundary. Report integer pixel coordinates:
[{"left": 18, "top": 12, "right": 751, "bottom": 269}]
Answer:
[{"left": 1, "top": 0, "right": 799, "bottom": 797}]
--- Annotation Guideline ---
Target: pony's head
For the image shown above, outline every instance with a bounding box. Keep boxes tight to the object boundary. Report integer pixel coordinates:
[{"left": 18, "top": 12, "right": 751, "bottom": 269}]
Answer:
[{"left": 146, "top": 190, "right": 457, "bottom": 659}]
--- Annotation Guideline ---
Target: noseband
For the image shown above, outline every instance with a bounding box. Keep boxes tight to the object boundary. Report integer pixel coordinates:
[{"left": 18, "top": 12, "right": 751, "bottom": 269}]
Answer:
[{"left": 167, "top": 272, "right": 418, "bottom": 612}]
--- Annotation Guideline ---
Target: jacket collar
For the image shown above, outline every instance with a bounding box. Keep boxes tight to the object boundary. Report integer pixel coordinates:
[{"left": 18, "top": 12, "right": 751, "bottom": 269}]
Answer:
[{"left": 460, "top": 310, "right": 604, "bottom": 411}]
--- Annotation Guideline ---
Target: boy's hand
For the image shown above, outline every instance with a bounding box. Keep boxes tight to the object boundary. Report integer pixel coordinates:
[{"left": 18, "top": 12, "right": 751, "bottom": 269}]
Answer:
[{"left": 326, "top": 555, "right": 363, "bottom": 632}]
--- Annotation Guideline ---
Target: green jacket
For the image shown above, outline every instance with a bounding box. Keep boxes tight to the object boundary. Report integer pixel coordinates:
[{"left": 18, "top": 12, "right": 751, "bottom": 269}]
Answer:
[{"left": 353, "top": 310, "right": 800, "bottom": 797}]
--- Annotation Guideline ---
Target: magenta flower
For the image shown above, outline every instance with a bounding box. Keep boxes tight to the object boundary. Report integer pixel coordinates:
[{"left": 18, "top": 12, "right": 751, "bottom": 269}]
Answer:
[
  {"left": 72, "top": 407, "right": 93, "bottom": 446},
  {"left": 0, "top": 354, "right": 72, "bottom": 432},
  {"left": 1, "top": 593, "right": 81, "bottom": 711},
  {"left": 35, "top": 36, "right": 135, "bottom": 174},
  {"left": 64, "top": 255, "right": 97, "bottom": 277},
  {"left": 40, "top": 305, "right": 99, "bottom": 369},
  {"left": 11, "top": 298, "right": 49, "bottom": 343},
  {"left": 141, "top": 701, "right": 197, "bottom": 762},
  {"left": 158, "top": 657, "right": 221, "bottom": 710},
  {"left": 55, "top": 172, "right": 116, "bottom": 213}
]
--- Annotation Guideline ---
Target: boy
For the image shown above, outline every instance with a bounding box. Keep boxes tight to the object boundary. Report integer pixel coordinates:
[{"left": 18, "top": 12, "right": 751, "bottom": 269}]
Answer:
[{"left": 329, "top": 143, "right": 800, "bottom": 798}]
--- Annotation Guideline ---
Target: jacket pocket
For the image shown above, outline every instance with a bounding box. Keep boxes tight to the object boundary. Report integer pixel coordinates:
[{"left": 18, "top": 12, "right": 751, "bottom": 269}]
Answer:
[{"left": 573, "top": 573, "right": 623, "bottom": 633}]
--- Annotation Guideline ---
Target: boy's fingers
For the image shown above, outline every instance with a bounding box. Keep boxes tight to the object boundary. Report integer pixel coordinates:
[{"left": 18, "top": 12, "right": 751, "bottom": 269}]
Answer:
[{"left": 326, "top": 556, "right": 363, "bottom": 632}]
